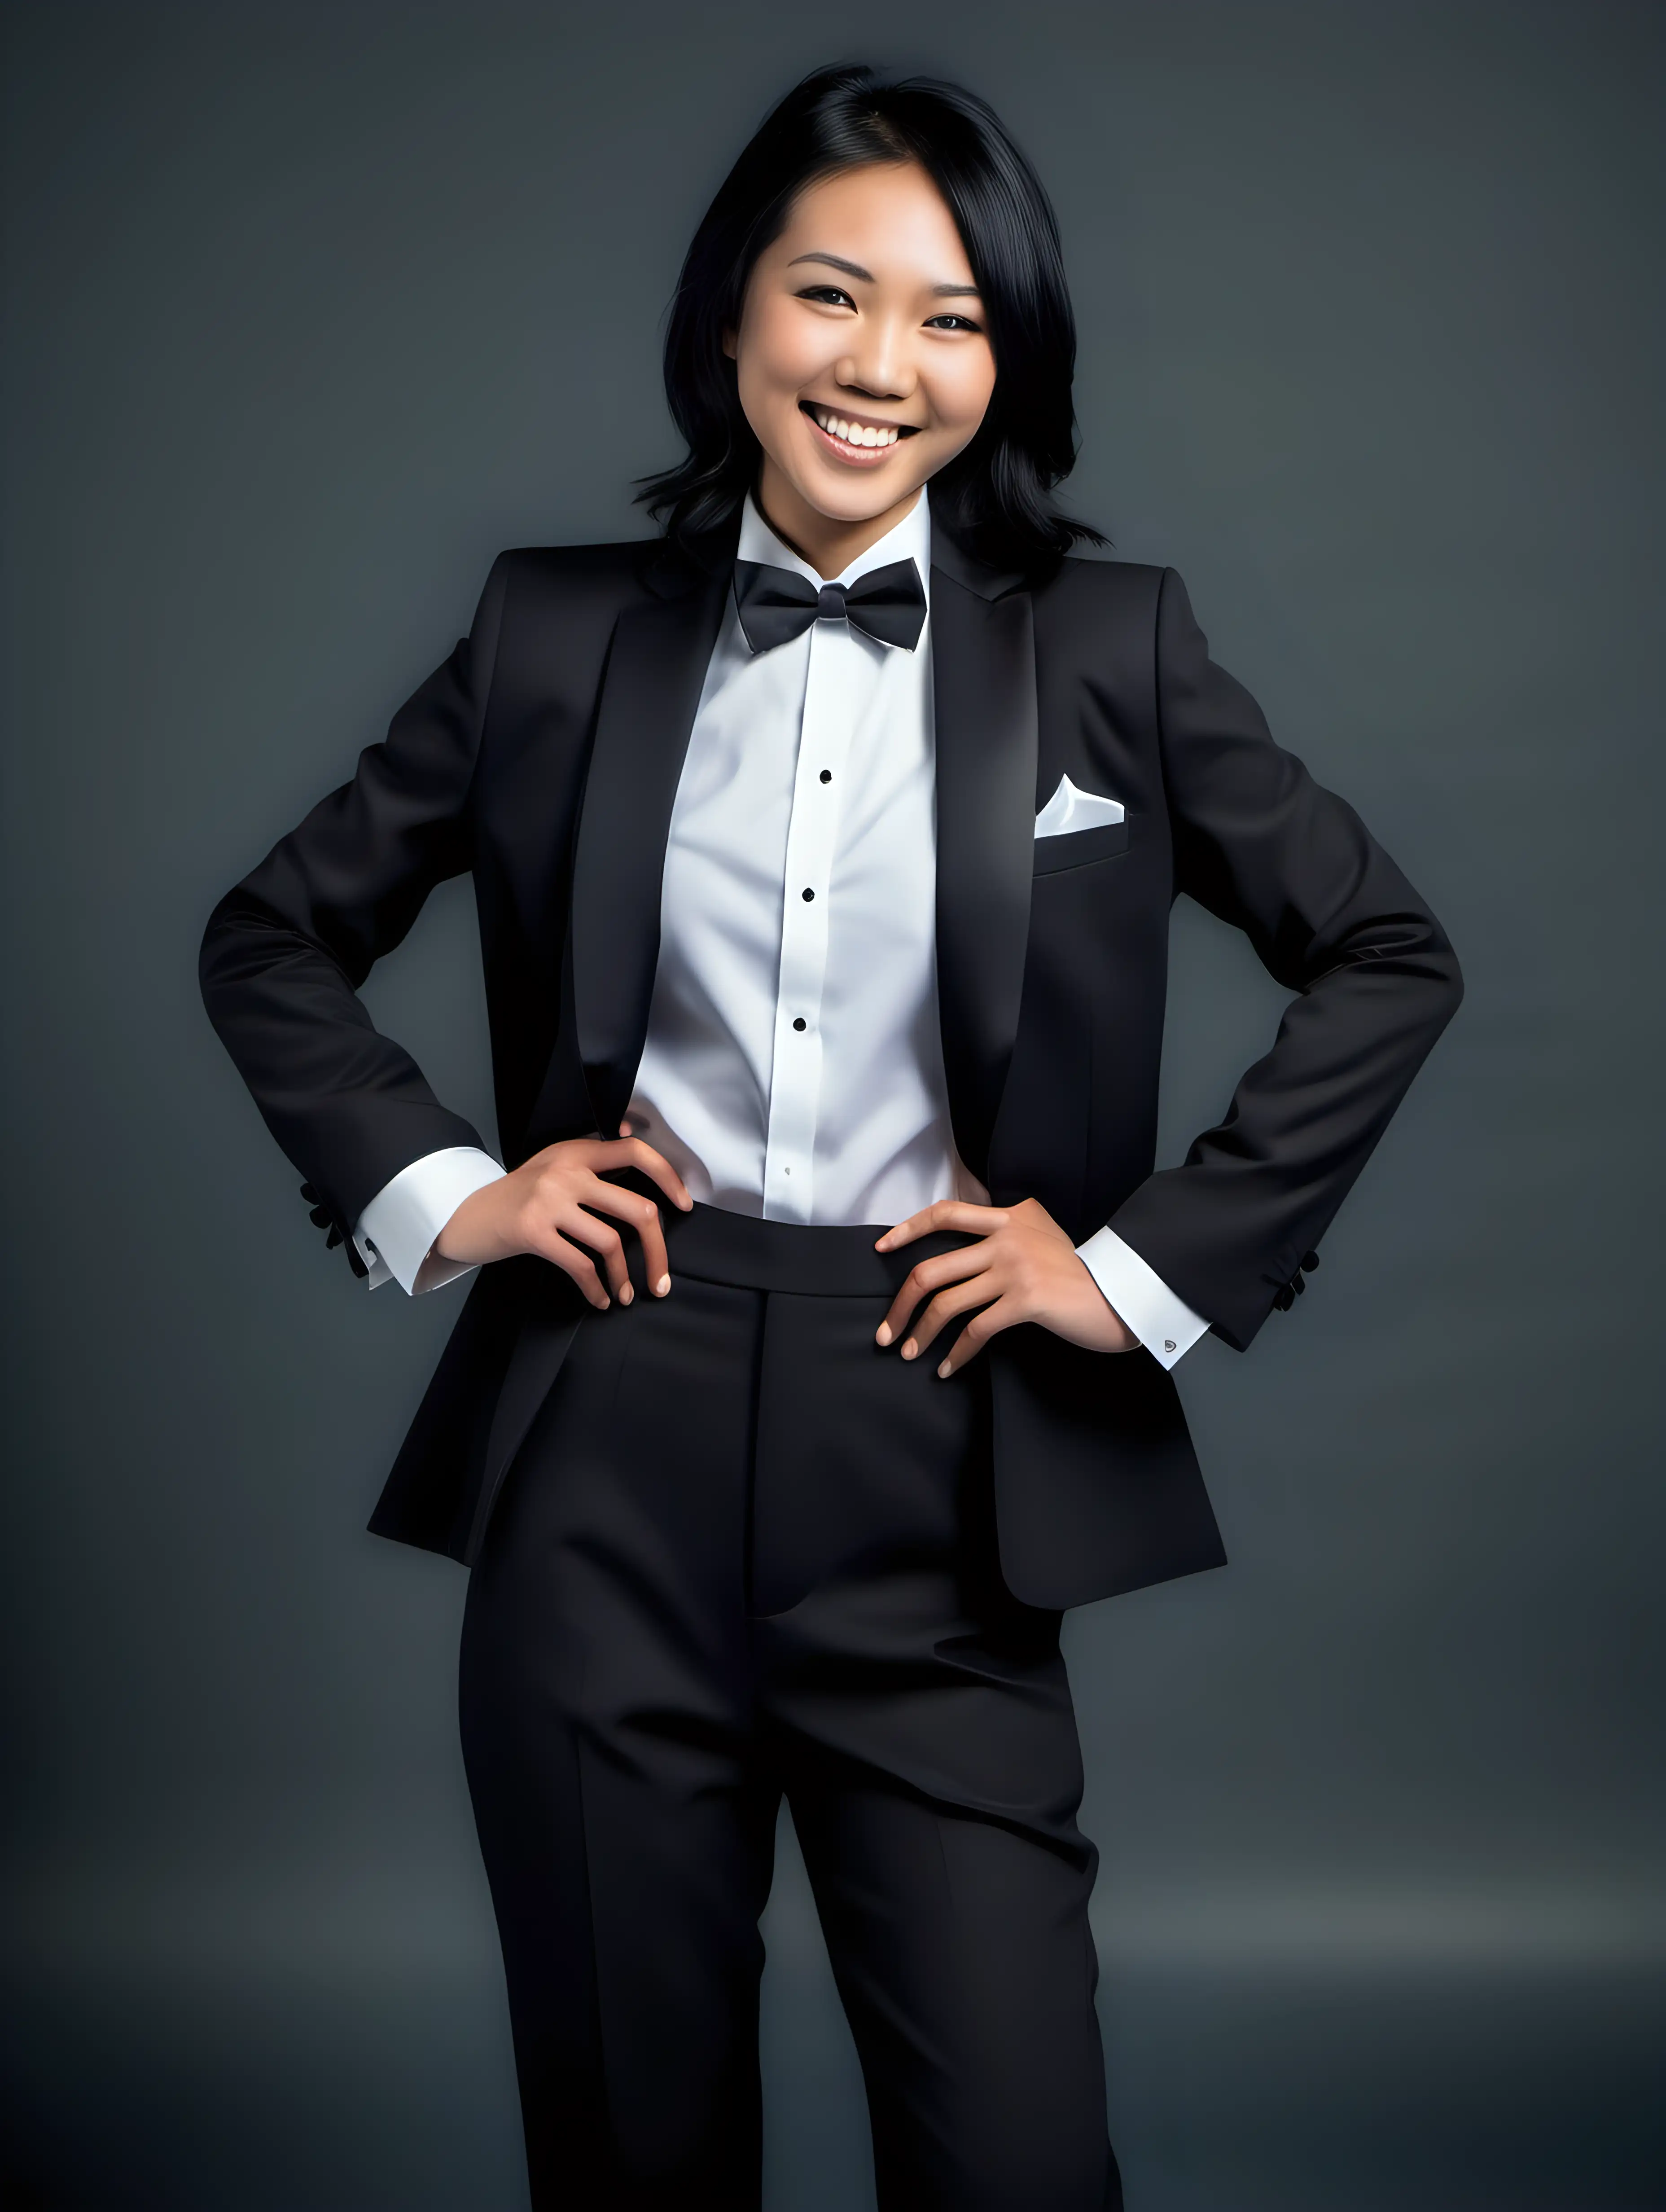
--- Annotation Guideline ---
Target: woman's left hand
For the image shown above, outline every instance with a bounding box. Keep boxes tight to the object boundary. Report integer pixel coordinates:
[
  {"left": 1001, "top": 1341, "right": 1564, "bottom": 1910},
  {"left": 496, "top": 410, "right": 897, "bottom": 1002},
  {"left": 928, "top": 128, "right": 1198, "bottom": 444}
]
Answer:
[{"left": 874, "top": 1198, "right": 1140, "bottom": 1376}]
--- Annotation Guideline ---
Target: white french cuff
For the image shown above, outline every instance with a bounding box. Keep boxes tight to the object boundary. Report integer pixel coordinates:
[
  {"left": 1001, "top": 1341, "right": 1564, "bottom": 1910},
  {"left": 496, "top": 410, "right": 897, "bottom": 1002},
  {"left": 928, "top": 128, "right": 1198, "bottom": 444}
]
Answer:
[
  {"left": 1073, "top": 1225, "right": 1211, "bottom": 1371},
  {"left": 353, "top": 1146, "right": 509, "bottom": 1296}
]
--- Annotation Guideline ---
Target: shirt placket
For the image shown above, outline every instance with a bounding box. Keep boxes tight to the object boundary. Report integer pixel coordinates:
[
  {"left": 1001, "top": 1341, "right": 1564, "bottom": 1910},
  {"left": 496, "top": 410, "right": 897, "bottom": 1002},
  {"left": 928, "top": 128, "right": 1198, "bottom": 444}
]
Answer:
[{"left": 761, "top": 615, "right": 860, "bottom": 1221}]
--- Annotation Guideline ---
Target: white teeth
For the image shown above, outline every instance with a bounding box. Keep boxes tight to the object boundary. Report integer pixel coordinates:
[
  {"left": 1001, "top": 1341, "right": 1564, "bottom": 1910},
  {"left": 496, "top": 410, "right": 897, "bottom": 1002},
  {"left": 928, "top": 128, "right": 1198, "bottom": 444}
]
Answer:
[{"left": 811, "top": 406, "right": 900, "bottom": 450}]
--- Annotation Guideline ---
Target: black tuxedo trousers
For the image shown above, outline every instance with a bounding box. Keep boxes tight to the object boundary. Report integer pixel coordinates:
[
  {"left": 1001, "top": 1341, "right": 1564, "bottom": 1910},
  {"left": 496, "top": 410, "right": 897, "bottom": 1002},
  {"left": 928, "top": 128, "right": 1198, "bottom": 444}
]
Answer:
[{"left": 457, "top": 1181, "right": 1122, "bottom": 2210}]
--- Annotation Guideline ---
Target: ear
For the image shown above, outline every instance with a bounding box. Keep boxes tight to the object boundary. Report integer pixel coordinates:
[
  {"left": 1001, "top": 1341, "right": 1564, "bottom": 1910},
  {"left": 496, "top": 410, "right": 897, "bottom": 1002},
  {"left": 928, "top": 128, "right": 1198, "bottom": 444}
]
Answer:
[{"left": 721, "top": 326, "right": 738, "bottom": 362}]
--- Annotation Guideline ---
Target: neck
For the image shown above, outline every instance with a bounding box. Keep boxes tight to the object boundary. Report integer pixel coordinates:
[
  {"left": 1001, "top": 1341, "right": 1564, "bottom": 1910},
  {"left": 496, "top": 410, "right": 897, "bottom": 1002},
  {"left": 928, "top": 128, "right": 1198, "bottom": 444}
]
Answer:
[{"left": 754, "top": 461, "right": 921, "bottom": 581}]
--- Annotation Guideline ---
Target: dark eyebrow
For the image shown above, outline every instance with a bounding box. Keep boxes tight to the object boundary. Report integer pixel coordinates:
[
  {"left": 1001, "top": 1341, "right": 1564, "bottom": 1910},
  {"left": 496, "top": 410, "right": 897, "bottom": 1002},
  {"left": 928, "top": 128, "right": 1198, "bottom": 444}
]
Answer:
[
  {"left": 787, "top": 251, "right": 982, "bottom": 301},
  {"left": 788, "top": 252, "right": 874, "bottom": 283}
]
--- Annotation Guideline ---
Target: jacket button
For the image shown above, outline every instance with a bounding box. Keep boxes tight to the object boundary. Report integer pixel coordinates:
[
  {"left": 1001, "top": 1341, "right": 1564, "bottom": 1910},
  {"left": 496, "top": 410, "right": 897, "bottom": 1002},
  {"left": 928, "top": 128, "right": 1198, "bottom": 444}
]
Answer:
[{"left": 1301, "top": 1249, "right": 1320, "bottom": 1271}]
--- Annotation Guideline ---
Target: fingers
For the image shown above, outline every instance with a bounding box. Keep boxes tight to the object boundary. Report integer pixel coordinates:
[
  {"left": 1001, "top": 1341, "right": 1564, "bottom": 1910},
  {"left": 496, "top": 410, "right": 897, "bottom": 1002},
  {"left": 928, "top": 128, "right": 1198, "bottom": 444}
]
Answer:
[
  {"left": 525, "top": 1227, "right": 612, "bottom": 1311},
  {"left": 599, "top": 1131, "right": 694, "bottom": 1212},
  {"left": 876, "top": 1242, "right": 992, "bottom": 1348},
  {"left": 874, "top": 1199, "right": 1007, "bottom": 1252},
  {"left": 934, "top": 1295, "right": 1014, "bottom": 1378},
  {"left": 893, "top": 1272, "right": 1000, "bottom": 1361},
  {"left": 578, "top": 1172, "right": 671, "bottom": 1297},
  {"left": 516, "top": 1137, "right": 687, "bottom": 1302},
  {"left": 552, "top": 1203, "right": 633, "bottom": 1305}
]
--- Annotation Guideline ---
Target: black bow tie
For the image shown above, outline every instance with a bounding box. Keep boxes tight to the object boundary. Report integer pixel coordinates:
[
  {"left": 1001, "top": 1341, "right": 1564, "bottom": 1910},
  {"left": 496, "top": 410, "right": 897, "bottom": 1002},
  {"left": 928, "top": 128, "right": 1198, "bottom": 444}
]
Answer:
[{"left": 733, "top": 557, "right": 927, "bottom": 655}]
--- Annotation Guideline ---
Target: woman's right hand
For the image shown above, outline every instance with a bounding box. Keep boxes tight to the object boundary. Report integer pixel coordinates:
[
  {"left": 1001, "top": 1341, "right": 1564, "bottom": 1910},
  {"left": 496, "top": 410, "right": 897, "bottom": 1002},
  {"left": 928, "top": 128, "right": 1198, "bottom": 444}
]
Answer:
[{"left": 430, "top": 1132, "right": 693, "bottom": 1308}]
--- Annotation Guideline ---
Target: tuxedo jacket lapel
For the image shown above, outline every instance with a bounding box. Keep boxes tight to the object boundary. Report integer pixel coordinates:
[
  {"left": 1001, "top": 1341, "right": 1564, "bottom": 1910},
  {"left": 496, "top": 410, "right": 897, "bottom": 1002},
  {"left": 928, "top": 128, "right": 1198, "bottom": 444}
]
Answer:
[
  {"left": 478, "top": 549, "right": 729, "bottom": 1562},
  {"left": 568, "top": 553, "right": 731, "bottom": 1143},
  {"left": 929, "top": 532, "right": 1039, "bottom": 1188},
  {"left": 558, "top": 514, "right": 1038, "bottom": 1190}
]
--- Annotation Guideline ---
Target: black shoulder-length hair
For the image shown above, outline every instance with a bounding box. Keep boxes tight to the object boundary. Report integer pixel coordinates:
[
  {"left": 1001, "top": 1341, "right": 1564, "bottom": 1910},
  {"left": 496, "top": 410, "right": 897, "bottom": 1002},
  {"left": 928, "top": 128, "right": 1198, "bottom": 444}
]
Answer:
[{"left": 635, "top": 63, "right": 1106, "bottom": 577}]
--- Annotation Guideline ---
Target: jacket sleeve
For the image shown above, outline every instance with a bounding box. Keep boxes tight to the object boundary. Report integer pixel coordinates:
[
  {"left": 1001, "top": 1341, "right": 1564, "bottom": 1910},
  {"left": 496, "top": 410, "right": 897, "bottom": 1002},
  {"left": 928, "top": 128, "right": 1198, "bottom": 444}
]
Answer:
[
  {"left": 198, "top": 552, "right": 512, "bottom": 1274},
  {"left": 1105, "top": 564, "right": 1464, "bottom": 1352}
]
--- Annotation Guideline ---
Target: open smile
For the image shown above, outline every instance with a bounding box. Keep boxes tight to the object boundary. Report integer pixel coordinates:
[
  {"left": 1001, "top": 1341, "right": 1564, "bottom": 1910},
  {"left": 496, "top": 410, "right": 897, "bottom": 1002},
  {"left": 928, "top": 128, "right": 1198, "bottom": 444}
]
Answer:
[{"left": 799, "top": 401, "right": 921, "bottom": 465}]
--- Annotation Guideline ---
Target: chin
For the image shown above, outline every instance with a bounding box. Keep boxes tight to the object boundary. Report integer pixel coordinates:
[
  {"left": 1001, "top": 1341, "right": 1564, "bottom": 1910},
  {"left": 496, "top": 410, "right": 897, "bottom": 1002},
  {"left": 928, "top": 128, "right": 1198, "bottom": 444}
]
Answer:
[
  {"left": 793, "top": 458, "right": 927, "bottom": 525},
  {"left": 807, "top": 483, "right": 908, "bottom": 524}
]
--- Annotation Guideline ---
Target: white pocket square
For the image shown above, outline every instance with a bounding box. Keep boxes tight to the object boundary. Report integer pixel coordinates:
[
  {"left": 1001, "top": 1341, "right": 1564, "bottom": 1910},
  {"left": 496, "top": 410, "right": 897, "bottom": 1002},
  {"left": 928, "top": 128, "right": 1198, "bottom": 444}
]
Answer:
[{"left": 1034, "top": 773, "right": 1126, "bottom": 838}]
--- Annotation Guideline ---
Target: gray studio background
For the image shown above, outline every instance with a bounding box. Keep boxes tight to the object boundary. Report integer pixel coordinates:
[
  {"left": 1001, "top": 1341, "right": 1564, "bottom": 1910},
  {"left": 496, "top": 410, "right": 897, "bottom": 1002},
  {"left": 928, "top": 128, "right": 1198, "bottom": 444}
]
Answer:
[{"left": 3, "top": 3, "right": 1661, "bottom": 2207}]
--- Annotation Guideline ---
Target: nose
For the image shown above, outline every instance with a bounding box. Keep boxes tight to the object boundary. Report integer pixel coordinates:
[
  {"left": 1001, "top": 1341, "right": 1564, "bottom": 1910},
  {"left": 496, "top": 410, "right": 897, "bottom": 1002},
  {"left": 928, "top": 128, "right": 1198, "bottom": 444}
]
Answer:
[{"left": 837, "top": 316, "right": 915, "bottom": 405}]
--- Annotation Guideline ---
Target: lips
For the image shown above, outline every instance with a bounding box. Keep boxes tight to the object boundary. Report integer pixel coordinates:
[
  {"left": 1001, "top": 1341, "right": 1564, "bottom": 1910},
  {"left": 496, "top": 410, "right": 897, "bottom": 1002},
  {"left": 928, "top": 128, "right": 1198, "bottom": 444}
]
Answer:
[{"left": 799, "top": 401, "right": 920, "bottom": 464}]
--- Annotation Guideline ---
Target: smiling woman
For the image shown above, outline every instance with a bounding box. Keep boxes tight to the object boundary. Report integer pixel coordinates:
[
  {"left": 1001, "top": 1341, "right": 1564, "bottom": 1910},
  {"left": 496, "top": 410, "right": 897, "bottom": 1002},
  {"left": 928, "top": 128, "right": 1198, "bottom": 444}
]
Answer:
[
  {"left": 640, "top": 65, "right": 1104, "bottom": 575},
  {"left": 199, "top": 54, "right": 1464, "bottom": 2212},
  {"left": 720, "top": 163, "right": 997, "bottom": 571}
]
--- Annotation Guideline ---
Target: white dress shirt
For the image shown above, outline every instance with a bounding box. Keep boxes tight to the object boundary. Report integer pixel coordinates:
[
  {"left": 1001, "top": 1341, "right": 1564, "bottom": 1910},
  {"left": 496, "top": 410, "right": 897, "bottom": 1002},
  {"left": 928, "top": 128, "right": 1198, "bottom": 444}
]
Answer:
[
  {"left": 629, "top": 487, "right": 978, "bottom": 1224},
  {"left": 355, "top": 491, "right": 1210, "bottom": 1370}
]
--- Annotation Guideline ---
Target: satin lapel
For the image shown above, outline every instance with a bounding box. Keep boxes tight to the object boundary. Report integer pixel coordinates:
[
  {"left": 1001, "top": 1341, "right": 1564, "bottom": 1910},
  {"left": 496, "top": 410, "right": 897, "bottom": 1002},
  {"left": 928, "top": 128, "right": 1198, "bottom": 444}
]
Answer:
[
  {"left": 929, "top": 564, "right": 1039, "bottom": 1186},
  {"left": 569, "top": 568, "right": 730, "bottom": 1140}
]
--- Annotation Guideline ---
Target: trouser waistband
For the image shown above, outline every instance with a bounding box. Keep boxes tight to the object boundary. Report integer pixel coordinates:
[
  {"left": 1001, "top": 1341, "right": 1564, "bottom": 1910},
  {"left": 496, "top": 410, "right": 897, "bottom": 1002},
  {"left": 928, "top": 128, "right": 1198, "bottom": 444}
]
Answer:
[{"left": 602, "top": 1165, "right": 978, "bottom": 1298}]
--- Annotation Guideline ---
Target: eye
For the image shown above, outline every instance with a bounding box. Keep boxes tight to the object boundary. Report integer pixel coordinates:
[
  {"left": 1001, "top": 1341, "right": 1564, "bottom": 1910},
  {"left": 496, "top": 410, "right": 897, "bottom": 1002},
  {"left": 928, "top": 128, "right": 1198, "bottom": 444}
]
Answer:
[
  {"left": 797, "top": 284, "right": 855, "bottom": 310},
  {"left": 925, "top": 312, "right": 984, "bottom": 334}
]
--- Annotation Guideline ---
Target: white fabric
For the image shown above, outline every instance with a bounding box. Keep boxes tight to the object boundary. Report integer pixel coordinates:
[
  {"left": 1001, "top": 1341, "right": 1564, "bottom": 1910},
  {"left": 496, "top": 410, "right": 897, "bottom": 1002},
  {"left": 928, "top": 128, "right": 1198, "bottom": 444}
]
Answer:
[
  {"left": 354, "top": 1144, "right": 507, "bottom": 1295},
  {"left": 1074, "top": 1224, "right": 1212, "bottom": 1367},
  {"left": 1034, "top": 773, "right": 1125, "bottom": 836},
  {"left": 351, "top": 490, "right": 1210, "bottom": 1370},
  {"left": 626, "top": 489, "right": 982, "bottom": 1225}
]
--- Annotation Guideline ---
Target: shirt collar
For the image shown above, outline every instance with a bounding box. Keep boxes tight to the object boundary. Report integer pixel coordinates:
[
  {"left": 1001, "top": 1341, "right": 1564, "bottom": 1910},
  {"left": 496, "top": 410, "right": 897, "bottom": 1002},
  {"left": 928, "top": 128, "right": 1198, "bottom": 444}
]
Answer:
[{"left": 737, "top": 485, "right": 933, "bottom": 607}]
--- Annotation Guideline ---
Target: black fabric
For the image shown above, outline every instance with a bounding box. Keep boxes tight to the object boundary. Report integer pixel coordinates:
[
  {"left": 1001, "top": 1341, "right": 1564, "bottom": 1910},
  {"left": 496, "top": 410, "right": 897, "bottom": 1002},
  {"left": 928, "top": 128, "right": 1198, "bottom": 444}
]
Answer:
[
  {"left": 597, "top": 1163, "right": 980, "bottom": 1295},
  {"left": 732, "top": 554, "right": 927, "bottom": 654},
  {"left": 458, "top": 1206, "right": 1121, "bottom": 2210},
  {"left": 200, "top": 506, "right": 1464, "bottom": 1606}
]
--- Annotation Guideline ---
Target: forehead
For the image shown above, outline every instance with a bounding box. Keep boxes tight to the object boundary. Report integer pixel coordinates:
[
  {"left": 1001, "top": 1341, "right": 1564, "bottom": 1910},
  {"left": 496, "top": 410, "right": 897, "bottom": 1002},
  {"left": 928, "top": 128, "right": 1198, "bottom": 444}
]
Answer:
[{"left": 771, "top": 161, "right": 974, "bottom": 278}]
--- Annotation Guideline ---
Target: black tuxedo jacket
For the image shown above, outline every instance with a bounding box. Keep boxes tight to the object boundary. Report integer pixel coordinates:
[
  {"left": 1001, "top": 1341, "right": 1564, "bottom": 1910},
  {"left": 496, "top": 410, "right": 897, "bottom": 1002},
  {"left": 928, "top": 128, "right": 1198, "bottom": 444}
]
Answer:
[{"left": 199, "top": 503, "right": 1462, "bottom": 1609}]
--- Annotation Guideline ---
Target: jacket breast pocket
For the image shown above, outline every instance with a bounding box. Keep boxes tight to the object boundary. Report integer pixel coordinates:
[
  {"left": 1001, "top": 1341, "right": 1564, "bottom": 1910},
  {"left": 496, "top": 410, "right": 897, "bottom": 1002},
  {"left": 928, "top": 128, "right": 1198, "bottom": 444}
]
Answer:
[{"left": 1032, "top": 818, "right": 1131, "bottom": 876}]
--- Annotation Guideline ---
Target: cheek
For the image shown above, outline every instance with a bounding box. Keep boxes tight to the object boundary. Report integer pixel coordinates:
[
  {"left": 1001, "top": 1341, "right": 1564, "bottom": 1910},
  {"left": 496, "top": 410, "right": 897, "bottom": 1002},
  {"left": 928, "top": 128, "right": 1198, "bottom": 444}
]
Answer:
[
  {"left": 928, "top": 349, "right": 998, "bottom": 442},
  {"left": 738, "top": 301, "right": 826, "bottom": 409}
]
